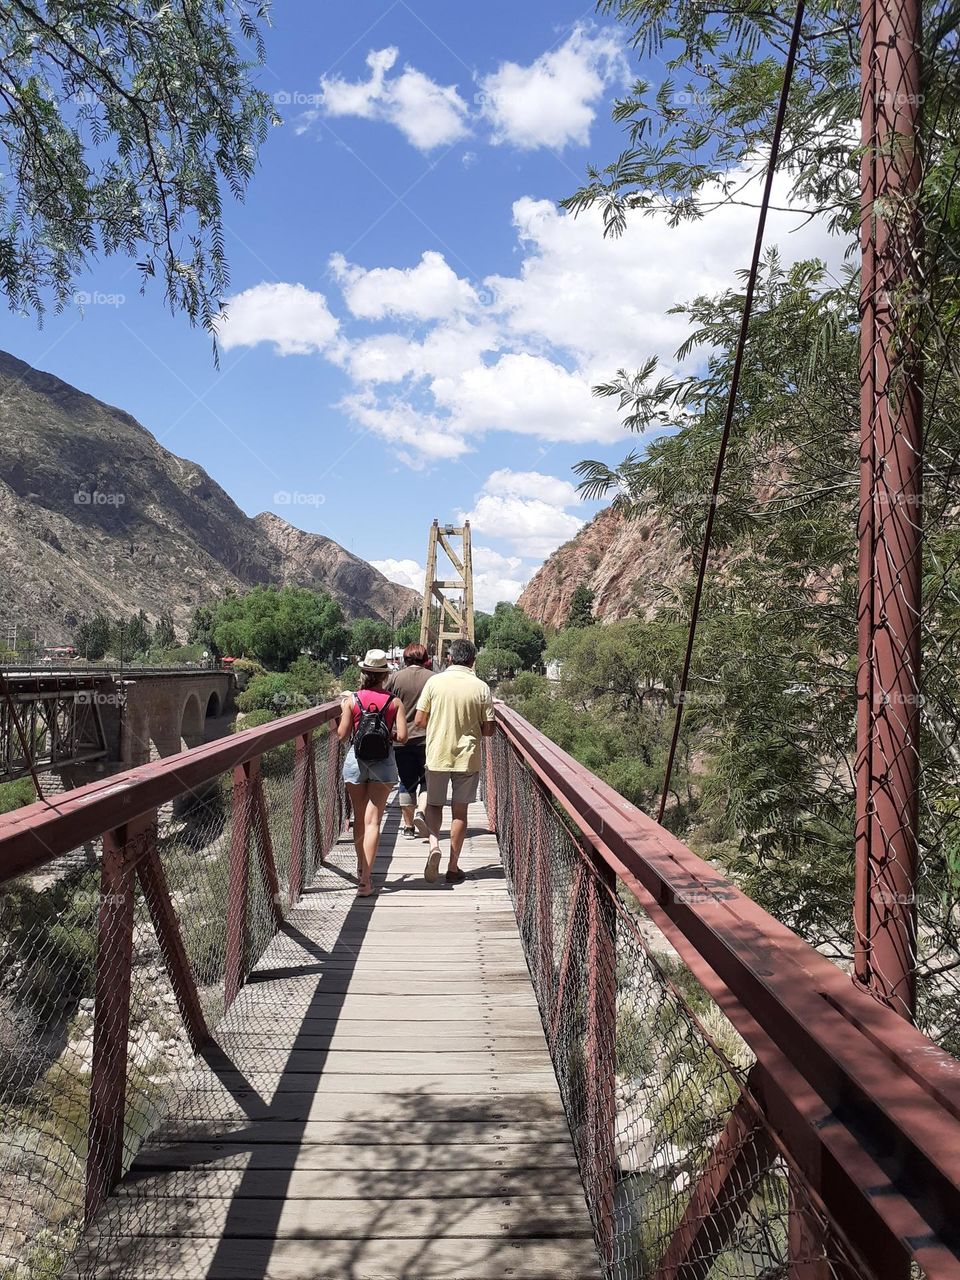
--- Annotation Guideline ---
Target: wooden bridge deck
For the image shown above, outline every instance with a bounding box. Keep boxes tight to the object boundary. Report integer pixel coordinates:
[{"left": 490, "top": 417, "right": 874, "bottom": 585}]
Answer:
[{"left": 73, "top": 802, "right": 601, "bottom": 1280}]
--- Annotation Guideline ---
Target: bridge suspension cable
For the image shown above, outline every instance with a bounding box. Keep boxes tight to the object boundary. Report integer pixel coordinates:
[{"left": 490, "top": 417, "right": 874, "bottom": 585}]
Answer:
[{"left": 657, "top": 0, "right": 806, "bottom": 824}]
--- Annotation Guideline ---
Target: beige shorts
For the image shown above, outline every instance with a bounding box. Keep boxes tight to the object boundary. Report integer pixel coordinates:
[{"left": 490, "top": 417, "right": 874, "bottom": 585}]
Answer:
[{"left": 425, "top": 770, "right": 480, "bottom": 807}]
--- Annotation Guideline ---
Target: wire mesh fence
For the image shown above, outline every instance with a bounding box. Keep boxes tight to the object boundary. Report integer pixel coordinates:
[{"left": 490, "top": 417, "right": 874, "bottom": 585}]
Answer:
[
  {"left": 486, "top": 730, "right": 872, "bottom": 1280},
  {"left": 0, "top": 720, "right": 343, "bottom": 1280}
]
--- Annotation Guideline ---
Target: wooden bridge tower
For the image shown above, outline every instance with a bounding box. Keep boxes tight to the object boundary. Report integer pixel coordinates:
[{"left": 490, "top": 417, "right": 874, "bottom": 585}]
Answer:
[{"left": 419, "top": 520, "right": 474, "bottom": 661}]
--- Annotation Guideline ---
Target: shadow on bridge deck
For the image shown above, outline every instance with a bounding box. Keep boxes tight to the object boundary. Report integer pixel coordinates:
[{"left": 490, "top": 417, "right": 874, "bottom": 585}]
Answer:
[{"left": 71, "top": 803, "right": 601, "bottom": 1280}]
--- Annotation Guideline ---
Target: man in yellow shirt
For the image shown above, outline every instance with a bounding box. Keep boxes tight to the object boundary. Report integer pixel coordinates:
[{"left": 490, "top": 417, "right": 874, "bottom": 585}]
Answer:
[{"left": 414, "top": 638, "right": 495, "bottom": 884}]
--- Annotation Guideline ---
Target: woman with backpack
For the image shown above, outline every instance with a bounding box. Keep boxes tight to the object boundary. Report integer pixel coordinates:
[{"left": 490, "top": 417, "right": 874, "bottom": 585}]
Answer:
[{"left": 337, "top": 649, "right": 407, "bottom": 896}]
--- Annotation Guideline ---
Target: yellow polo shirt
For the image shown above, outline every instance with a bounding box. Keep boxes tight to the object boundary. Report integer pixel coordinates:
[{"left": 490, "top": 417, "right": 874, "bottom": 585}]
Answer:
[{"left": 416, "top": 664, "right": 495, "bottom": 773}]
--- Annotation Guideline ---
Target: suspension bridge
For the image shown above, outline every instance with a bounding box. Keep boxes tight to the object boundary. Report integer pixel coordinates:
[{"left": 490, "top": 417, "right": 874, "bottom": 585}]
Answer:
[{"left": 2, "top": 0, "right": 956, "bottom": 1273}]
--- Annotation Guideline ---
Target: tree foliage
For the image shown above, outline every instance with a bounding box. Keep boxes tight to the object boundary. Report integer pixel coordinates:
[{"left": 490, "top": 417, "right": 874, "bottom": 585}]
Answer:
[
  {"left": 476, "top": 647, "right": 523, "bottom": 681},
  {"left": 209, "top": 586, "right": 347, "bottom": 670},
  {"left": 0, "top": 0, "right": 276, "bottom": 333},
  {"left": 484, "top": 603, "right": 546, "bottom": 672},
  {"left": 566, "top": 584, "right": 596, "bottom": 628},
  {"left": 349, "top": 617, "right": 392, "bottom": 657},
  {"left": 73, "top": 610, "right": 111, "bottom": 660},
  {"left": 153, "top": 613, "right": 176, "bottom": 649}
]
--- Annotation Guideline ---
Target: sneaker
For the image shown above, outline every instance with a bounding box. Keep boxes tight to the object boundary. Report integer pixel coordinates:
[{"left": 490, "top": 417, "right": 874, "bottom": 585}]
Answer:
[
  {"left": 445, "top": 867, "right": 466, "bottom": 885},
  {"left": 413, "top": 811, "right": 429, "bottom": 839},
  {"left": 402, "top": 825, "right": 417, "bottom": 840},
  {"left": 424, "top": 847, "right": 442, "bottom": 883}
]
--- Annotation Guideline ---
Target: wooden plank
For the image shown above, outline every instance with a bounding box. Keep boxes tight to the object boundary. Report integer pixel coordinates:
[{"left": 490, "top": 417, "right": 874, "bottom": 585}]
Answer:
[
  {"left": 154, "top": 1119, "right": 577, "bottom": 1146},
  {"left": 162, "top": 1085, "right": 565, "bottom": 1120},
  {"left": 205, "top": 1066, "right": 559, "bottom": 1088},
  {"left": 218, "top": 1048, "right": 549, "bottom": 1073},
  {"left": 87, "top": 1194, "right": 595, "bottom": 1239},
  {"left": 75, "top": 1233, "right": 602, "bottom": 1279},
  {"left": 132, "top": 1141, "right": 581, "bottom": 1173},
  {"left": 117, "top": 1165, "right": 591, "bottom": 1201},
  {"left": 219, "top": 1025, "right": 547, "bottom": 1049}
]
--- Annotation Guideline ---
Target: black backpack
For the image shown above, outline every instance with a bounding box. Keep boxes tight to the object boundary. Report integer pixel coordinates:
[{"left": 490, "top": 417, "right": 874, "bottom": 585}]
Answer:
[{"left": 353, "top": 691, "right": 393, "bottom": 762}]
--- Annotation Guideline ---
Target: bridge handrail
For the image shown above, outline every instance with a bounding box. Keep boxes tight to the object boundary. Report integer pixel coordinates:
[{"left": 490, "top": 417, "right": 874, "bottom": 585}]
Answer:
[
  {"left": 492, "top": 702, "right": 960, "bottom": 1280},
  {"left": 0, "top": 701, "right": 341, "bottom": 884}
]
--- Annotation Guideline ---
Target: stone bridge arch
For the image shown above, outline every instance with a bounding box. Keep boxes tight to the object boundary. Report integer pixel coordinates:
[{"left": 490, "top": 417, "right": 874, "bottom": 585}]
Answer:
[{"left": 119, "top": 671, "right": 234, "bottom": 767}]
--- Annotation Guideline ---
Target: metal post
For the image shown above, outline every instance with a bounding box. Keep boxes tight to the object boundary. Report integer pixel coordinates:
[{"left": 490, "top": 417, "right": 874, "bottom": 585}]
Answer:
[
  {"left": 855, "top": 0, "right": 923, "bottom": 1018},
  {"left": 585, "top": 863, "right": 616, "bottom": 1262},
  {"left": 225, "top": 761, "right": 253, "bottom": 1008},
  {"left": 85, "top": 823, "right": 137, "bottom": 1222}
]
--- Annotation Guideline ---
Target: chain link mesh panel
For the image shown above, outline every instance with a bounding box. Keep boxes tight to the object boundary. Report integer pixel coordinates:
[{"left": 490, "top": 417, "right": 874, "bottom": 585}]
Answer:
[
  {"left": 486, "top": 733, "right": 871, "bottom": 1280},
  {"left": 0, "top": 724, "right": 343, "bottom": 1280}
]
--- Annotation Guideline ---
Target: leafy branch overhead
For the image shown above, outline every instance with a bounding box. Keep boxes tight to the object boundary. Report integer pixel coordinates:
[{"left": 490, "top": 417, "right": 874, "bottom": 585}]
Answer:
[{"left": 0, "top": 0, "right": 277, "bottom": 331}]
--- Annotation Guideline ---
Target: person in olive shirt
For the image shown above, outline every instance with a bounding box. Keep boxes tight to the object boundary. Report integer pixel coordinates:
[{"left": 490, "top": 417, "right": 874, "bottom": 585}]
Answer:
[
  {"left": 414, "top": 637, "right": 495, "bottom": 885},
  {"left": 386, "top": 643, "right": 434, "bottom": 839}
]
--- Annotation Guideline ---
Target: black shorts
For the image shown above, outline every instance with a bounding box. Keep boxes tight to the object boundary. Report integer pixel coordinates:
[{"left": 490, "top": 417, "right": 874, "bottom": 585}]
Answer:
[{"left": 394, "top": 739, "right": 427, "bottom": 805}]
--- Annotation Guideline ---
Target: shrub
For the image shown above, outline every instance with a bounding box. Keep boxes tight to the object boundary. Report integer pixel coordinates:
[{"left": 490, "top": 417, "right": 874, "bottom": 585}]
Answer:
[
  {"left": 287, "top": 656, "right": 335, "bottom": 702},
  {"left": 236, "top": 673, "right": 300, "bottom": 714},
  {"left": 339, "top": 664, "right": 361, "bottom": 692},
  {"left": 234, "top": 708, "right": 276, "bottom": 731},
  {"left": 0, "top": 778, "right": 37, "bottom": 815}
]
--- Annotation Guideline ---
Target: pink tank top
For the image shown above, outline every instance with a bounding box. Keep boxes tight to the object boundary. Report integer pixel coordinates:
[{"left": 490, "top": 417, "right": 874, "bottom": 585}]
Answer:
[{"left": 351, "top": 688, "right": 398, "bottom": 733}]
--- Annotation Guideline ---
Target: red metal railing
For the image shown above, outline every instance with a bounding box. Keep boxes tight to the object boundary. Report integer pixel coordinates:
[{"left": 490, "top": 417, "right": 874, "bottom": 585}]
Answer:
[
  {"left": 487, "top": 704, "right": 960, "bottom": 1280},
  {"left": 0, "top": 703, "right": 342, "bottom": 1275},
  {"left": 4, "top": 696, "right": 960, "bottom": 1280}
]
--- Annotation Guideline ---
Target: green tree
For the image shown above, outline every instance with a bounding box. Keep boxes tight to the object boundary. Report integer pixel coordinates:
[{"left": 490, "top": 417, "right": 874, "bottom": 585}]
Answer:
[
  {"left": 153, "top": 614, "right": 177, "bottom": 649},
  {"left": 0, "top": 1, "right": 275, "bottom": 332},
  {"left": 210, "top": 586, "right": 347, "bottom": 670},
  {"left": 486, "top": 603, "right": 546, "bottom": 672},
  {"left": 349, "top": 617, "right": 392, "bottom": 658},
  {"left": 566, "top": 585, "right": 596, "bottom": 629},
  {"left": 287, "top": 656, "right": 335, "bottom": 703},
  {"left": 476, "top": 647, "right": 523, "bottom": 682},
  {"left": 395, "top": 609, "right": 422, "bottom": 648},
  {"left": 474, "top": 611, "right": 494, "bottom": 648},
  {"left": 236, "top": 672, "right": 301, "bottom": 714},
  {"left": 74, "top": 611, "right": 112, "bottom": 660},
  {"left": 112, "top": 610, "right": 151, "bottom": 659},
  {"left": 188, "top": 605, "right": 222, "bottom": 660}
]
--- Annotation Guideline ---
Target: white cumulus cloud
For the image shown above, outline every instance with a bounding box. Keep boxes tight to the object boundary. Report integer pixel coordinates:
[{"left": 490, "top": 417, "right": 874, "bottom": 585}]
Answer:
[
  {"left": 371, "top": 557, "right": 424, "bottom": 593},
  {"left": 482, "top": 468, "right": 581, "bottom": 507},
  {"left": 340, "top": 392, "right": 472, "bottom": 465},
  {"left": 461, "top": 493, "right": 584, "bottom": 560},
  {"left": 433, "top": 352, "right": 621, "bottom": 444},
  {"left": 331, "top": 250, "right": 478, "bottom": 321},
  {"left": 478, "top": 27, "right": 628, "bottom": 150},
  {"left": 320, "top": 47, "right": 470, "bottom": 151},
  {"left": 218, "top": 283, "right": 340, "bottom": 356},
  {"left": 471, "top": 545, "right": 529, "bottom": 611}
]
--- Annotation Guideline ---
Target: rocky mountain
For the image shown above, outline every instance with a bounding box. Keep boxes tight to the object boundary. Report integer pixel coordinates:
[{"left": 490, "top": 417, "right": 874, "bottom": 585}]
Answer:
[
  {"left": 518, "top": 504, "right": 688, "bottom": 628},
  {"left": 0, "top": 351, "right": 418, "bottom": 643}
]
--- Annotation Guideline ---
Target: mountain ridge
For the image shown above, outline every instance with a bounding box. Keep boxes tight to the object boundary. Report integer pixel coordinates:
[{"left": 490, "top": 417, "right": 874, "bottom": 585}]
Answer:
[{"left": 0, "top": 350, "right": 418, "bottom": 643}]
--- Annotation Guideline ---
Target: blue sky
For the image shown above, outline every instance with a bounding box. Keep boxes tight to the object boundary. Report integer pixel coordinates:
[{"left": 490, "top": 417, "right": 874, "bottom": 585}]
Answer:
[{"left": 0, "top": 1, "right": 843, "bottom": 610}]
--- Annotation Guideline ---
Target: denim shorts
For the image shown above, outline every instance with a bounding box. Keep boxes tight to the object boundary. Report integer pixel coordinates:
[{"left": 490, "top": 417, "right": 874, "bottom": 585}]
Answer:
[{"left": 342, "top": 745, "right": 399, "bottom": 787}]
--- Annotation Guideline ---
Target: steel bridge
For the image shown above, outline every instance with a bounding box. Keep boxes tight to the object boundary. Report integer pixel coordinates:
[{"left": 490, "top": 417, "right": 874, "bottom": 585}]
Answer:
[
  {"left": 0, "top": 703, "right": 958, "bottom": 1280},
  {"left": 0, "top": 668, "right": 233, "bottom": 784}
]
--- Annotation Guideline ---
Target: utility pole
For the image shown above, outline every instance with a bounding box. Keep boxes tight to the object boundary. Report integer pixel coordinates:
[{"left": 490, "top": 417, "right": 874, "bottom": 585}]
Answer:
[{"left": 854, "top": 0, "right": 923, "bottom": 1019}]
